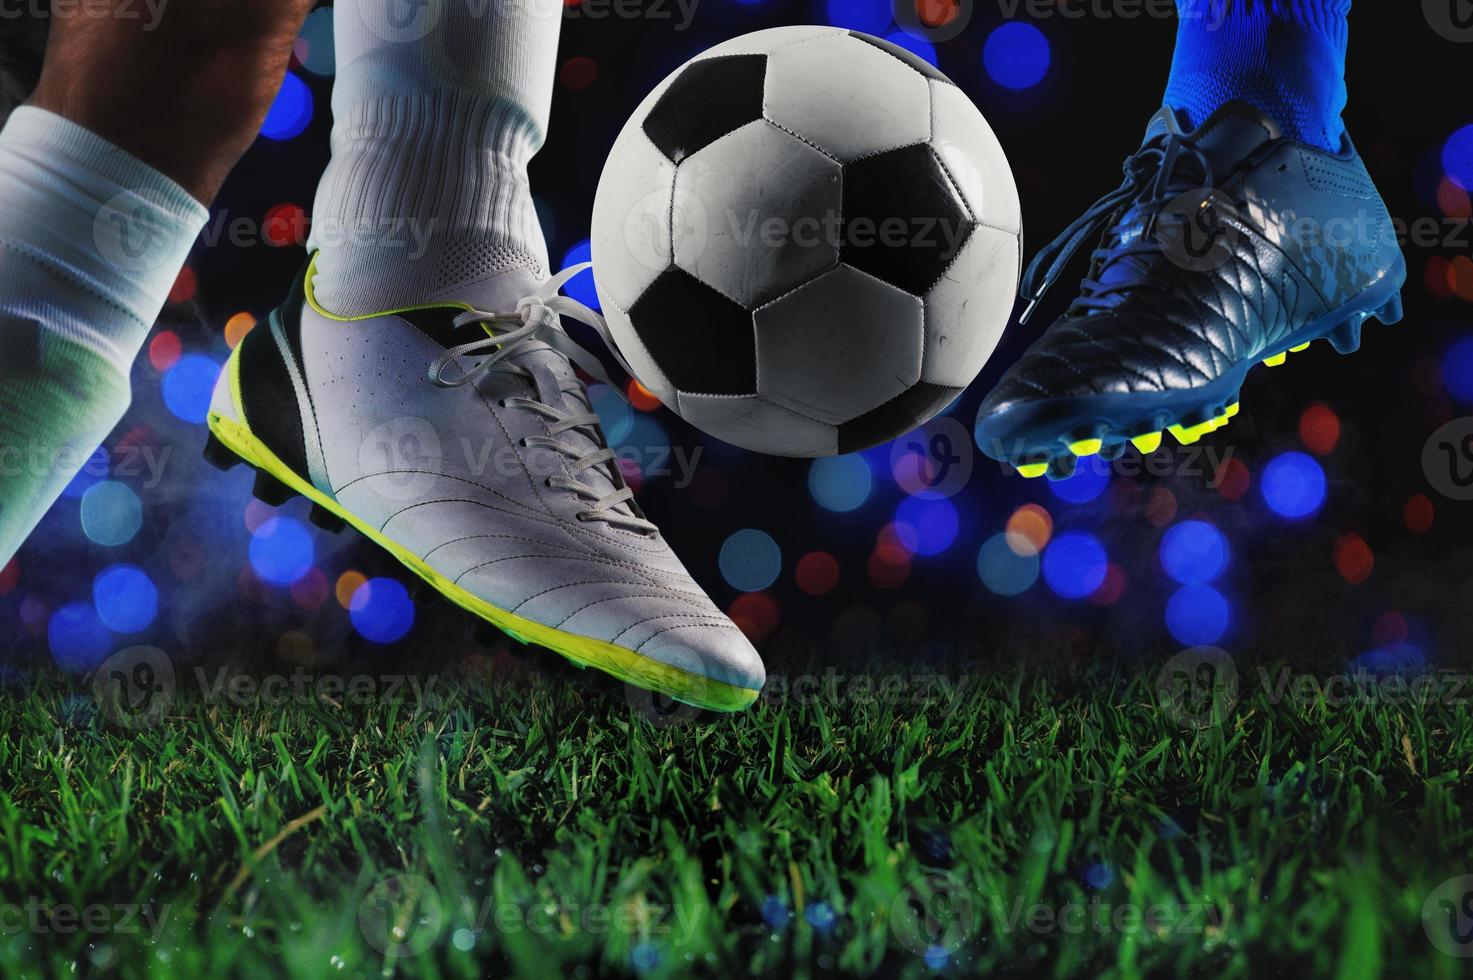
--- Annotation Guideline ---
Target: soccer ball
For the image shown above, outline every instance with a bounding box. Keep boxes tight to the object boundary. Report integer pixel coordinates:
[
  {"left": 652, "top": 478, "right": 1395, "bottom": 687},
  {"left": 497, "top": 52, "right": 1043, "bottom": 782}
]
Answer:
[{"left": 591, "top": 26, "right": 1022, "bottom": 457}]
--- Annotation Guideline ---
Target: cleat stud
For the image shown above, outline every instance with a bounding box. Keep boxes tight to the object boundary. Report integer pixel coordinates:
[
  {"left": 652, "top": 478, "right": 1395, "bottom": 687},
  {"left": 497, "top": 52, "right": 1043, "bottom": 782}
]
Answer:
[
  {"left": 251, "top": 471, "right": 293, "bottom": 506},
  {"left": 1290, "top": 342, "right": 1311, "bottom": 352},
  {"left": 1046, "top": 456, "right": 1077, "bottom": 481},
  {"left": 1068, "top": 438, "right": 1103, "bottom": 458},
  {"left": 1131, "top": 431, "right": 1163, "bottom": 455},
  {"left": 1328, "top": 320, "right": 1362, "bottom": 355},
  {"left": 1262, "top": 352, "right": 1287, "bottom": 367},
  {"left": 1376, "top": 292, "right": 1404, "bottom": 326},
  {"left": 1016, "top": 462, "right": 1048, "bottom": 480},
  {"left": 202, "top": 434, "right": 240, "bottom": 472},
  {"left": 1225, "top": 402, "right": 1241, "bottom": 418},
  {"left": 308, "top": 504, "right": 346, "bottom": 533}
]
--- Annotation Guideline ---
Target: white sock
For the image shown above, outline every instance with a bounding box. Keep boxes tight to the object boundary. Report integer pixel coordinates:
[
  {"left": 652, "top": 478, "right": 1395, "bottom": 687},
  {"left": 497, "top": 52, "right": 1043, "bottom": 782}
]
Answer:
[
  {"left": 0, "top": 107, "right": 207, "bottom": 565},
  {"left": 310, "top": 0, "right": 563, "bottom": 317}
]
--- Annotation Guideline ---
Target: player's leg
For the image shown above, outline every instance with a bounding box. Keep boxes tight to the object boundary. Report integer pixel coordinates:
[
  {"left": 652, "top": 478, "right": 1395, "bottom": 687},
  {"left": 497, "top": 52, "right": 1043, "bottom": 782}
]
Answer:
[
  {"left": 308, "top": 0, "right": 558, "bottom": 316},
  {"left": 207, "top": 0, "right": 766, "bottom": 708},
  {"left": 1163, "top": 0, "right": 1350, "bottom": 152},
  {"left": 976, "top": 0, "right": 1404, "bottom": 478},
  {"left": 0, "top": 0, "right": 313, "bottom": 565}
]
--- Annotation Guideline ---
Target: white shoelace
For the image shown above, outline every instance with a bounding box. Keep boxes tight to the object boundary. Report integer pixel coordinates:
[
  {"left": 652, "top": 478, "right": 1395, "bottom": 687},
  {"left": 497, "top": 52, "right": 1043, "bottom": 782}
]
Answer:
[{"left": 426, "top": 263, "right": 656, "bottom": 535}]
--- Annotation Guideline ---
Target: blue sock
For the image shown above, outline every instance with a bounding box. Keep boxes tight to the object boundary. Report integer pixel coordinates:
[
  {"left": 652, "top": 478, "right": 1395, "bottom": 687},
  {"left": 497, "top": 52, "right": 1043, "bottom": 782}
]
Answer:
[{"left": 1163, "top": 0, "right": 1351, "bottom": 152}]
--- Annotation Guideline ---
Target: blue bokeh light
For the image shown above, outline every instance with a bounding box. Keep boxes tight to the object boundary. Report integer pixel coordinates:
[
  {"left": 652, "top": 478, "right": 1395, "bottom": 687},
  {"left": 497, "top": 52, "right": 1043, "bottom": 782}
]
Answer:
[
  {"left": 261, "top": 72, "right": 314, "bottom": 140},
  {"left": 1041, "top": 532, "right": 1107, "bottom": 599},
  {"left": 1165, "top": 585, "right": 1231, "bottom": 646},
  {"left": 1048, "top": 455, "right": 1110, "bottom": 504},
  {"left": 1443, "top": 335, "right": 1473, "bottom": 403},
  {"left": 1160, "top": 520, "right": 1229, "bottom": 585},
  {"left": 894, "top": 495, "right": 959, "bottom": 556},
  {"left": 883, "top": 30, "right": 938, "bottom": 67},
  {"left": 983, "top": 22, "right": 1050, "bottom": 90},
  {"left": 162, "top": 354, "right": 220, "bottom": 424},
  {"left": 761, "top": 896, "right": 791, "bottom": 931},
  {"left": 719, "top": 528, "right": 782, "bottom": 592},
  {"left": 92, "top": 564, "right": 158, "bottom": 633},
  {"left": 978, "top": 533, "right": 1040, "bottom": 596},
  {"left": 80, "top": 481, "right": 142, "bottom": 546},
  {"left": 809, "top": 455, "right": 873, "bottom": 512},
  {"left": 616, "top": 416, "right": 671, "bottom": 477},
  {"left": 561, "top": 240, "right": 600, "bottom": 311},
  {"left": 48, "top": 602, "right": 112, "bottom": 672},
  {"left": 1261, "top": 452, "right": 1327, "bottom": 519},
  {"left": 349, "top": 577, "right": 415, "bottom": 643},
  {"left": 823, "top": 0, "right": 892, "bottom": 34},
  {"left": 590, "top": 384, "right": 634, "bottom": 445},
  {"left": 296, "top": 8, "right": 336, "bottom": 76},
  {"left": 1444, "top": 123, "right": 1473, "bottom": 191},
  {"left": 249, "top": 517, "right": 314, "bottom": 586}
]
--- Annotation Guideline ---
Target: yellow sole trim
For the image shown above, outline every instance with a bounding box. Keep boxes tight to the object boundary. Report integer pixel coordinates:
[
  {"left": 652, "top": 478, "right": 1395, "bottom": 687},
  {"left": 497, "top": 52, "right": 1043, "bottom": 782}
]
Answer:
[
  {"left": 1067, "top": 438, "right": 1103, "bottom": 458},
  {"left": 1017, "top": 462, "right": 1048, "bottom": 479},
  {"left": 1130, "top": 432, "right": 1163, "bottom": 455},
  {"left": 1262, "top": 352, "right": 1287, "bottom": 367},
  {"left": 206, "top": 412, "right": 759, "bottom": 713}
]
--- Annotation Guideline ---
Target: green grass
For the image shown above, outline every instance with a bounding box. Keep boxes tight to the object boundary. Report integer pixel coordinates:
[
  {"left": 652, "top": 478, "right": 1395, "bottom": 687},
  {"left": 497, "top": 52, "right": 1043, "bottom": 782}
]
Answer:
[{"left": 2, "top": 649, "right": 1471, "bottom": 978}]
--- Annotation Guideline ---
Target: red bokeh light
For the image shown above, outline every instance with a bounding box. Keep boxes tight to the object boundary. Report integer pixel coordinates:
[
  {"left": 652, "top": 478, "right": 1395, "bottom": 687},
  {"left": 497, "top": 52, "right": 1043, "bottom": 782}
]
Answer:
[
  {"left": 1299, "top": 403, "right": 1341, "bottom": 456},
  {"left": 1403, "top": 494, "right": 1434, "bottom": 535},
  {"left": 148, "top": 331, "right": 182, "bottom": 372},
  {"left": 729, "top": 592, "right": 780, "bottom": 641},
  {"left": 1214, "top": 457, "right": 1252, "bottom": 502},
  {"left": 264, "top": 203, "right": 308, "bottom": 247},
  {"left": 559, "top": 56, "right": 598, "bottom": 91},
  {"left": 795, "top": 551, "right": 840, "bottom": 596},
  {"left": 168, "top": 265, "right": 197, "bottom": 304},
  {"left": 1333, "top": 533, "right": 1374, "bottom": 585}
]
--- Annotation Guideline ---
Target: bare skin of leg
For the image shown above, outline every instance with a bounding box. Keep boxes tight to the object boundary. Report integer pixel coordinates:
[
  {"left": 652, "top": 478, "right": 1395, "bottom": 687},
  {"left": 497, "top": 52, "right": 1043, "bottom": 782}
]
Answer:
[{"left": 27, "top": 0, "right": 315, "bottom": 204}]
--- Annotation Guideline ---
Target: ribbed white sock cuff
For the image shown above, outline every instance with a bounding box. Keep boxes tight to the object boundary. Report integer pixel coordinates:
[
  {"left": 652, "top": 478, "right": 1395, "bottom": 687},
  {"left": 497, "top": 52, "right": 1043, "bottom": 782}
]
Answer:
[{"left": 0, "top": 107, "right": 209, "bottom": 369}]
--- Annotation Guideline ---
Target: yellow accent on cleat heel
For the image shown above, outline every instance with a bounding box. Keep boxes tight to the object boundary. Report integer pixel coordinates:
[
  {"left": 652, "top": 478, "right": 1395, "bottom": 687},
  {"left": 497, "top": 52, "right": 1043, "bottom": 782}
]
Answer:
[
  {"left": 1263, "top": 352, "right": 1287, "bottom": 367},
  {"left": 1290, "top": 342, "right": 1310, "bottom": 352},
  {"left": 1017, "top": 462, "right": 1048, "bottom": 479},
  {"left": 1131, "top": 432, "right": 1162, "bottom": 454},
  {"left": 1226, "top": 402, "right": 1240, "bottom": 418},
  {"left": 1068, "top": 438, "right": 1103, "bottom": 458}
]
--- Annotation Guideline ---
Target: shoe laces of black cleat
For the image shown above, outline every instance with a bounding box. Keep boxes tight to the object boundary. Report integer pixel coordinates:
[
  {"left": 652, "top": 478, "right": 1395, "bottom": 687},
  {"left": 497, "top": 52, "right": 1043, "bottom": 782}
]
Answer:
[{"left": 1018, "top": 135, "right": 1235, "bottom": 325}]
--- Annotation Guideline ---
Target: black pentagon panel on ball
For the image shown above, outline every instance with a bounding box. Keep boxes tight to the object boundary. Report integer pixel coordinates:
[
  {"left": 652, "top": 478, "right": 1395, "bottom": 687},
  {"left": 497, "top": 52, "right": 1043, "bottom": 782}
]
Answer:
[
  {"left": 642, "top": 55, "right": 767, "bottom": 164},
  {"left": 847, "top": 31, "right": 954, "bottom": 86},
  {"left": 627, "top": 268, "right": 757, "bottom": 395},
  {"left": 836, "top": 382, "right": 964, "bottom": 454},
  {"left": 840, "top": 144, "right": 976, "bottom": 296}
]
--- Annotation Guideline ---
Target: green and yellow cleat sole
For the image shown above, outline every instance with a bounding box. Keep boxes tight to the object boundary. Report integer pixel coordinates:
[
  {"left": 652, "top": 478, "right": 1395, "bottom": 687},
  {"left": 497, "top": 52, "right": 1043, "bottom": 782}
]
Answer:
[{"left": 203, "top": 411, "right": 760, "bottom": 714}]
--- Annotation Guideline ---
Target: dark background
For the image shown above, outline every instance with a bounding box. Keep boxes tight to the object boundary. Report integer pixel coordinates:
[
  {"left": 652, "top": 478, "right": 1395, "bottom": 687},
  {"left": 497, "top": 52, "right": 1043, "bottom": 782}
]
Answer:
[{"left": 4, "top": 1, "right": 1472, "bottom": 679}]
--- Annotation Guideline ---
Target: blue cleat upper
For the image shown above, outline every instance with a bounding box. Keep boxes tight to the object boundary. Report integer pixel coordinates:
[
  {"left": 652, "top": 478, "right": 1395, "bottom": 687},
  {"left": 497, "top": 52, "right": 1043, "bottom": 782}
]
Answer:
[{"left": 976, "top": 100, "right": 1405, "bottom": 472}]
